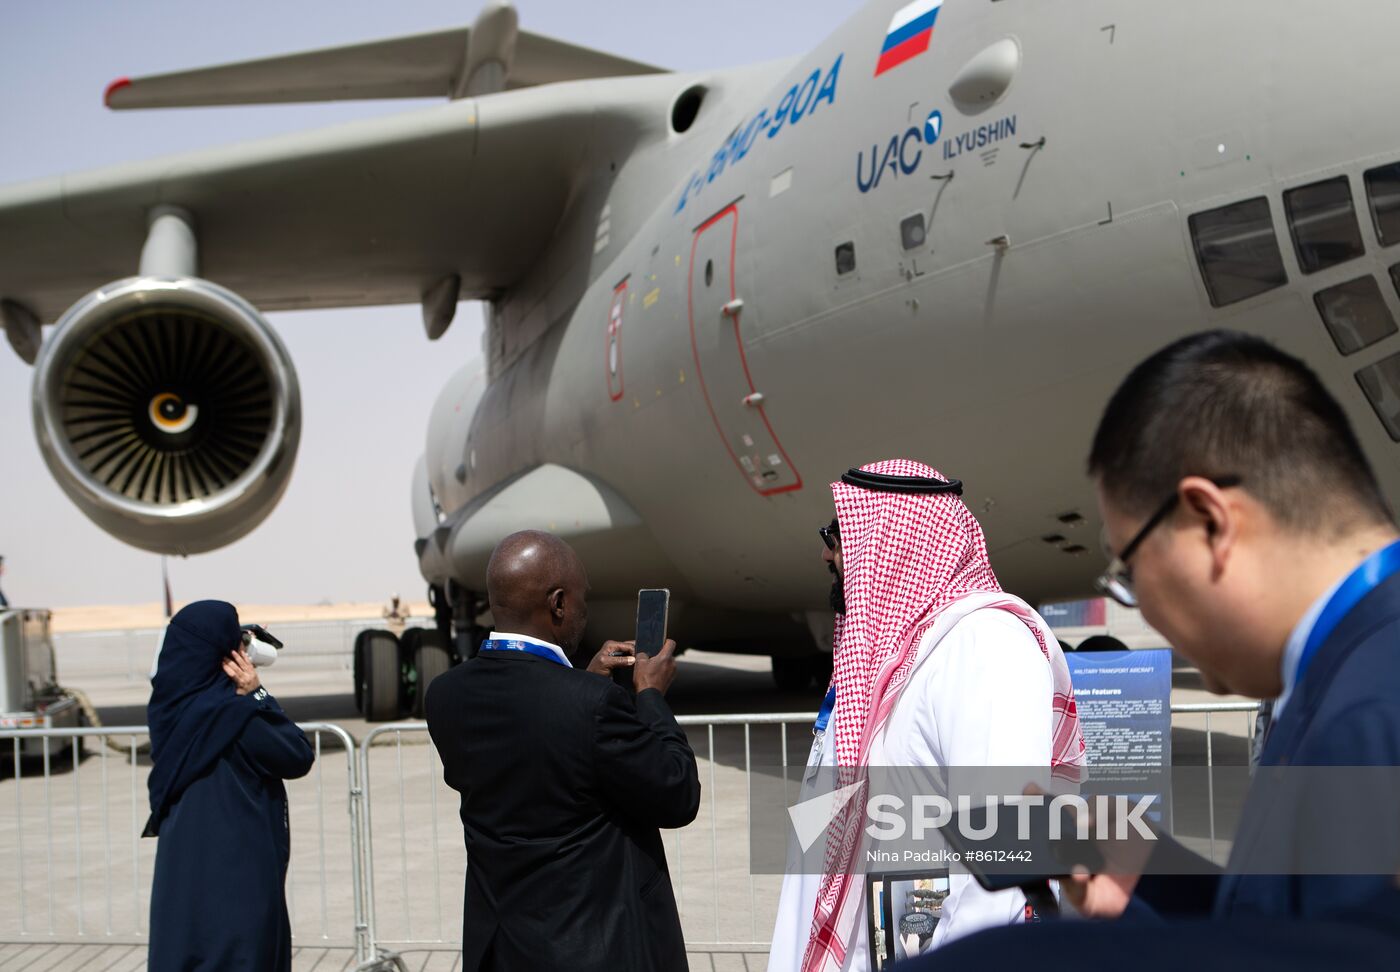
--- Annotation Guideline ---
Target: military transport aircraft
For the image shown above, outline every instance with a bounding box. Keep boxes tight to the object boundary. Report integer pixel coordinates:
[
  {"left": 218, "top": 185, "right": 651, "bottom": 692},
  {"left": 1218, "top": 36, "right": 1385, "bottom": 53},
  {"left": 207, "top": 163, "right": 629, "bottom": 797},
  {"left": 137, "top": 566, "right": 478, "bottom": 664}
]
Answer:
[{"left": 5, "top": 0, "right": 1400, "bottom": 718}]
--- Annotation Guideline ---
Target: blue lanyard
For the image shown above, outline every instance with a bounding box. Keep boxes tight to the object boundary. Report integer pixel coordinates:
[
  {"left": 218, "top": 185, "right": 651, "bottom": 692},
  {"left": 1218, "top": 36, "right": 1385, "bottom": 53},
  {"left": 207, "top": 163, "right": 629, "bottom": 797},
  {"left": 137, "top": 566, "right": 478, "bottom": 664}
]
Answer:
[
  {"left": 1296, "top": 539, "right": 1400, "bottom": 687},
  {"left": 479, "top": 638, "right": 569, "bottom": 668},
  {"left": 813, "top": 687, "right": 837, "bottom": 736}
]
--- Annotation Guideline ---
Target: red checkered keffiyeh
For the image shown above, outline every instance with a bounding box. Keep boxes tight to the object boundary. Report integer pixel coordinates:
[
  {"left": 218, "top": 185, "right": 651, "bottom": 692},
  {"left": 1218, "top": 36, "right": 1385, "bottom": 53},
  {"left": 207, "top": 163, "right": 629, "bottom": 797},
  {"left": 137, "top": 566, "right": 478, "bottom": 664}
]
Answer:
[{"left": 800, "top": 460, "right": 1085, "bottom": 972}]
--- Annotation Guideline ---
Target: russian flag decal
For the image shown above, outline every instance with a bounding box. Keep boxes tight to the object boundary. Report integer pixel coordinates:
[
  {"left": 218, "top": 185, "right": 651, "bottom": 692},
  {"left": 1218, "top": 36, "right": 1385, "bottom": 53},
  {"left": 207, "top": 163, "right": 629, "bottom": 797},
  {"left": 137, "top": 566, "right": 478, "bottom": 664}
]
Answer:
[{"left": 875, "top": 0, "right": 943, "bottom": 77}]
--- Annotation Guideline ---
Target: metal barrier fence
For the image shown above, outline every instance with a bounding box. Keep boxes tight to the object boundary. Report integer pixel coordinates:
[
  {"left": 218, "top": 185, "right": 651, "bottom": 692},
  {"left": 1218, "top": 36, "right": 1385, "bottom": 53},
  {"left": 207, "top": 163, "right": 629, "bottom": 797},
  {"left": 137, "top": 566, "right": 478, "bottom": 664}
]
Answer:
[
  {"left": 356, "top": 702, "right": 1265, "bottom": 959},
  {"left": 1, "top": 702, "right": 1262, "bottom": 964},
  {"left": 0, "top": 722, "right": 369, "bottom": 964},
  {"left": 357, "top": 713, "right": 824, "bottom": 957}
]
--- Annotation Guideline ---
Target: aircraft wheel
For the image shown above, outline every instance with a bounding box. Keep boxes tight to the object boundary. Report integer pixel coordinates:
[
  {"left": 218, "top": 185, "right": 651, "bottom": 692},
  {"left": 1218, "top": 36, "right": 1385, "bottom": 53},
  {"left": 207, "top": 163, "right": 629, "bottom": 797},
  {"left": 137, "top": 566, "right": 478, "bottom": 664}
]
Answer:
[
  {"left": 771, "top": 655, "right": 813, "bottom": 691},
  {"left": 361, "top": 629, "right": 401, "bottom": 722},
  {"left": 1077, "top": 635, "right": 1129, "bottom": 653},
  {"left": 405, "top": 628, "right": 452, "bottom": 718},
  {"left": 398, "top": 628, "right": 420, "bottom": 715},
  {"left": 352, "top": 629, "right": 375, "bottom": 714}
]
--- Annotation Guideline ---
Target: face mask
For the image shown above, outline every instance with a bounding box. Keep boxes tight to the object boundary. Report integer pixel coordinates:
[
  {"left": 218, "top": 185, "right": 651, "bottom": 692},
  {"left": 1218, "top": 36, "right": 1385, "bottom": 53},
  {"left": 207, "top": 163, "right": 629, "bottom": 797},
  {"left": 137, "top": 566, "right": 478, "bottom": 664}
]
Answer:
[
  {"left": 240, "top": 624, "right": 283, "bottom": 668},
  {"left": 244, "top": 637, "right": 279, "bottom": 667}
]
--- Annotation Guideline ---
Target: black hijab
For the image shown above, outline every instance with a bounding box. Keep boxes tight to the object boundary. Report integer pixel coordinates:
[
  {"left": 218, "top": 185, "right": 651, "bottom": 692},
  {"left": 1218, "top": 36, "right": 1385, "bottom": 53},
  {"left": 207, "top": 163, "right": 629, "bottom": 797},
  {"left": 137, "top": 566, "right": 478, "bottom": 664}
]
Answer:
[{"left": 144, "top": 600, "right": 259, "bottom": 836}]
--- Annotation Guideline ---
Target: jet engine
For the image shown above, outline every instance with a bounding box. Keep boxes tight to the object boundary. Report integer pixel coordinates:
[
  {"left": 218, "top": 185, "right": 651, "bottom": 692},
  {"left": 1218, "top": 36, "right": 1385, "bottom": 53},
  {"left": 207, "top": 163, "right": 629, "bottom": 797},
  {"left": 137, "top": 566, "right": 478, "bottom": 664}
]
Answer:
[{"left": 31, "top": 276, "right": 301, "bottom": 555}]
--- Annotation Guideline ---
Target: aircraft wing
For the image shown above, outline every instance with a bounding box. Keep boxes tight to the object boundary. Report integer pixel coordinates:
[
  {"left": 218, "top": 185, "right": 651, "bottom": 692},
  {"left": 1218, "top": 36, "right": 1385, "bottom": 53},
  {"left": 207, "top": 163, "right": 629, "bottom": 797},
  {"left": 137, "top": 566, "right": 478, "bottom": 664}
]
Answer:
[
  {"left": 103, "top": 26, "right": 668, "bottom": 108},
  {"left": 0, "top": 82, "right": 641, "bottom": 324}
]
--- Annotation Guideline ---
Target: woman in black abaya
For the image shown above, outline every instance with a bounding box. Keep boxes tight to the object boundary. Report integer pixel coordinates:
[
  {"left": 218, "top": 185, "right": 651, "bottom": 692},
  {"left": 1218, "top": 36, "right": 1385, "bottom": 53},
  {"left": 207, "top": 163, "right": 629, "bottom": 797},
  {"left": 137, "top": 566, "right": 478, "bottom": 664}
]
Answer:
[{"left": 145, "top": 600, "right": 314, "bottom": 971}]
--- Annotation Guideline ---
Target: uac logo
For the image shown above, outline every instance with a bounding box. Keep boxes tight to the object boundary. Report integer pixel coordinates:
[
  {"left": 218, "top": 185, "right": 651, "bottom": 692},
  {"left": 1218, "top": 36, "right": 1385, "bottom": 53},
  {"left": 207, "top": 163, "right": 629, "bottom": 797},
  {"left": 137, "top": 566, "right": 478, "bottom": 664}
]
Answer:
[{"left": 856, "top": 126, "right": 924, "bottom": 193}]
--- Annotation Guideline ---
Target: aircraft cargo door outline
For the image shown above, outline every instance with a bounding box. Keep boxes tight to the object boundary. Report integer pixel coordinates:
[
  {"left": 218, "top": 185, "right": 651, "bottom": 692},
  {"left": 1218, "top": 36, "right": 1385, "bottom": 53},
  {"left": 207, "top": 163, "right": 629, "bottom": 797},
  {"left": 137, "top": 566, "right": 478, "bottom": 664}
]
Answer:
[{"left": 687, "top": 203, "right": 802, "bottom": 496}]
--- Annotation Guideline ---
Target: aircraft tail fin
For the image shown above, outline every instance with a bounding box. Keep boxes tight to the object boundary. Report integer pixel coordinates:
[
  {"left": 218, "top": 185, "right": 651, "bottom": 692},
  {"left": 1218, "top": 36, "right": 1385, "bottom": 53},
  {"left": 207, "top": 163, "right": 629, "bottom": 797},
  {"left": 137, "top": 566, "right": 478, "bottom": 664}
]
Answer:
[{"left": 104, "top": 20, "right": 667, "bottom": 110}]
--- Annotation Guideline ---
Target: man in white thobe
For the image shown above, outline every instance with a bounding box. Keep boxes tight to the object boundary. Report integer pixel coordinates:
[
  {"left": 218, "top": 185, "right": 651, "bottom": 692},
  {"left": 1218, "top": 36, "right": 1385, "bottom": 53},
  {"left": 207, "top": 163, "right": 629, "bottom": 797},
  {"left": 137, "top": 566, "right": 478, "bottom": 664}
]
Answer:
[{"left": 768, "top": 460, "right": 1085, "bottom": 972}]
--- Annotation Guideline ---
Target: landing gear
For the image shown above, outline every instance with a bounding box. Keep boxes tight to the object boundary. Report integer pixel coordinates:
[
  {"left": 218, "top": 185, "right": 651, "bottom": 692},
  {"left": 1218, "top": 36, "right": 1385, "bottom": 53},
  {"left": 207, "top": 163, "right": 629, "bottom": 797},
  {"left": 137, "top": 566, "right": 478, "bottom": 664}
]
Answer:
[
  {"left": 357, "top": 629, "right": 401, "bottom": 722},
  {"left": 354, "top": 625, "right": 453, "bottom": 722},
  {"left": 350, "top": 584, "right": 487, "bottom": 723},
  {"left": 448, "top": 582, "right": 488, "bottom": 662},
  {"left": 1076, "top": 635, "right": 1129, "bottom": 652},
  {"left": 770, "top": 651, "right": 836, "bottom": 691},
  {"left": 402, "top": 627, "right": 452, "bottom": 718},
  {"left": 353, "top": 629, "right": 370, "bottom": 712},
  {"left": 429, "top": 583, "right": 454, "bottom": 652},
  {"left": 772, "top": 655, "right": 814, "bottom": 691}
]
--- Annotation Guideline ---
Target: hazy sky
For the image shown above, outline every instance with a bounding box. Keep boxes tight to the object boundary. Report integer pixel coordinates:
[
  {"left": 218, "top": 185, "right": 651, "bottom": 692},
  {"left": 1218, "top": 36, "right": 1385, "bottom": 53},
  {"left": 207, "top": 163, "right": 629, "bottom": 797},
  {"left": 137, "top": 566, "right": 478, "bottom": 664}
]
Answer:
[{"left": 0, "top": 0, "right": 856, "bottom": 607}]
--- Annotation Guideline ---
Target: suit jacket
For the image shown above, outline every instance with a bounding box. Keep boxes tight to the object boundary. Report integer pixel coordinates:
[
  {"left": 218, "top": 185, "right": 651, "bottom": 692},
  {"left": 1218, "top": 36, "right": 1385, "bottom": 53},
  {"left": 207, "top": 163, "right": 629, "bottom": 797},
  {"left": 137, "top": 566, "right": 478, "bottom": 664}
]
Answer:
[
  {"left": 901, "top": 884, "right": 1400, "bottom": 972},
  {"left": 425, "top": 648, "right": 701, "bottom": 972},
  {"left": 1135, "top": 568, "right": 1400, "bottom": 920}
]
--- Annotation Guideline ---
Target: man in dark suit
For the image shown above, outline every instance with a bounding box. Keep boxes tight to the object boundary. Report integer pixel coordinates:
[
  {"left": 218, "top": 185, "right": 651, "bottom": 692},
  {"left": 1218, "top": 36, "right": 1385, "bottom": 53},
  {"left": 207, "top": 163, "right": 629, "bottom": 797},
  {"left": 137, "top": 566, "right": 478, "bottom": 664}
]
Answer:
[
  {"left": 1071, "top": 329, "right": 1400, "bottom": 920},
  {"left": 897, "top": 331, "right": 1400, "bottom": 968},
  {"left": 425, "top": 530, "right": 700, "bottom": 972},
  {"left": 897, "top": 881, "right": 1400, "bottom": 972}
]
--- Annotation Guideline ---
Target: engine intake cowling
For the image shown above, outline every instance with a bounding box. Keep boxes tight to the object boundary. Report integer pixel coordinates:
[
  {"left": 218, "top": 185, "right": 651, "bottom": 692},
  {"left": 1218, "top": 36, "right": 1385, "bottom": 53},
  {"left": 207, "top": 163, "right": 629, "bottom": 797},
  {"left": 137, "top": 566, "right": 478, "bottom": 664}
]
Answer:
[{"left": 31, "top": 276, "right": 300, "bottom": 555}]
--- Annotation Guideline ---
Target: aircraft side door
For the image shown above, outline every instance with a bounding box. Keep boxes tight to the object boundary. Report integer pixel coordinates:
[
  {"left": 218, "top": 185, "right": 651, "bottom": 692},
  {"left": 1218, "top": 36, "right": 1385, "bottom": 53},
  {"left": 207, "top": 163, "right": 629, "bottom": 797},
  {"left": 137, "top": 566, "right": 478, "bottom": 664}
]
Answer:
[
  {"left": 687, "top": 202, "right": 802, "bottom": 496},
  {"left": 606, "top": 277, "right": 626, "bottom": 401}
]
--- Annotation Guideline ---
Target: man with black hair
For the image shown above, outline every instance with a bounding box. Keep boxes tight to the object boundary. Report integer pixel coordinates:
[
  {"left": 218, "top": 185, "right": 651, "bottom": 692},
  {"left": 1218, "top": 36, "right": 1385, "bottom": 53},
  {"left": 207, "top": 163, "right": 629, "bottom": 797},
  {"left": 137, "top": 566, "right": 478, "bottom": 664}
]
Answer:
[
  {"left": 898, "top": 330, "right": 1400, "bottom": 971},
  {"left": 1068, "top": 329, "right": 1400, "bottom": 921}
]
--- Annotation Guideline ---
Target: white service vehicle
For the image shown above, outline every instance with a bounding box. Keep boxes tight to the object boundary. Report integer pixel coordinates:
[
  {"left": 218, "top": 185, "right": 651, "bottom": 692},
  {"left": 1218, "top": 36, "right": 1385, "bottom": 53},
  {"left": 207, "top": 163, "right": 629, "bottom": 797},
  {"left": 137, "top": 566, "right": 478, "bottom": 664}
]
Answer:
[{"left": 1, "top": 608, "right": 82, "bottom": 755}]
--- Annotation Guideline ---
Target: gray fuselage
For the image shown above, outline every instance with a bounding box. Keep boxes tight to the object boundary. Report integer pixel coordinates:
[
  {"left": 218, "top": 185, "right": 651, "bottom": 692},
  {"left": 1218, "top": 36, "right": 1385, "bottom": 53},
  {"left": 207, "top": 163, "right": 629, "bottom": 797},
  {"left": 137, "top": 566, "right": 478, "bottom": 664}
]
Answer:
[{"left": 419, "top": 0, "right": 1400, "bottom": 646}]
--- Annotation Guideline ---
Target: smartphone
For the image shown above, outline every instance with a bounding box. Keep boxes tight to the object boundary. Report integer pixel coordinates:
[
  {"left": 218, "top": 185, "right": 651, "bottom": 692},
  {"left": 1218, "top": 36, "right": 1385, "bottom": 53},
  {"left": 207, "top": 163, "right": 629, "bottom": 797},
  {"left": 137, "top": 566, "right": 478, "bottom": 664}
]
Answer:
[
  {"left": 938, "top": 800, "right": 1105, "bottom": 893},
  {"left": 615, "top": 588, "right": 670, "bottom": 691}
]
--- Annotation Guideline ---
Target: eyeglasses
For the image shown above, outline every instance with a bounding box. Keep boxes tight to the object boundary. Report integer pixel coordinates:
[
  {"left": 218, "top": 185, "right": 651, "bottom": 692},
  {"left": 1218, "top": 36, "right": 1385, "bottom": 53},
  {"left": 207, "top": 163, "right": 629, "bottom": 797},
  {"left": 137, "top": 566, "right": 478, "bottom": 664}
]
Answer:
[
  {"left": 819, "top": 518, "right": 841, "bottom": 551},
  {"left": 1095, "top": 476, "right": 1241, "bottom": 608}
]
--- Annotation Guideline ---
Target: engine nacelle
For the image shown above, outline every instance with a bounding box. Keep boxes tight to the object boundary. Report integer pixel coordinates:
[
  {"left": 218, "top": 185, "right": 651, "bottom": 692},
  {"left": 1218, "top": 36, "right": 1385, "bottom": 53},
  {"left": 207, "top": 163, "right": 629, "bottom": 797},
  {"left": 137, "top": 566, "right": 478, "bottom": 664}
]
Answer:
[{"left": 31, "top": 276, "right": 300, "bottom": 555}]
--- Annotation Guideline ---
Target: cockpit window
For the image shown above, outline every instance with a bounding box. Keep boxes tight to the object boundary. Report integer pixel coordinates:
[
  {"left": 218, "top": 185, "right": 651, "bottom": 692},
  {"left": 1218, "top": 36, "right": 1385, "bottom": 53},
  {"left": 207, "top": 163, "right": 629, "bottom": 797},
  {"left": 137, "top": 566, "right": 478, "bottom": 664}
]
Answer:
[
  {"left": 1189, "top": 197, "right": 1288, "bottom": 307},
  {"left": 1284, "top": 176, "right": 1364, "bottom": 274},
  {"left": 1314, "top": 275, "right": 1397, "bottom": 355},
  {"left": 1364, "top": 162, "right": 1400, "bottom": 247},
  {"left": 1356, "top": 352, "right": 1400, "bottom": 441}
]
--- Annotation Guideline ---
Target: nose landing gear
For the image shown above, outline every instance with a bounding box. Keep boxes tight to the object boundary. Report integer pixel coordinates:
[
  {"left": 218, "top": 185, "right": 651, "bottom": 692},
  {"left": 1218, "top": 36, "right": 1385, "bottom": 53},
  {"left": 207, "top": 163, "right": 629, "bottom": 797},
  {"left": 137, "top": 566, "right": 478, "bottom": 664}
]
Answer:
[{"left": 352, "top": 584, "right": 488, "bottom": 721}]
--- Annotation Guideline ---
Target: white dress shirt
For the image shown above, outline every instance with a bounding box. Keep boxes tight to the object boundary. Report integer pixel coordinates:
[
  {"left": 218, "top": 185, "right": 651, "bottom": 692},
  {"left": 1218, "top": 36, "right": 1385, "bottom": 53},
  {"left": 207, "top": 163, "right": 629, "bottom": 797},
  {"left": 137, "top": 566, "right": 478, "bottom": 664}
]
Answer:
[
  {"left": 486, "top": 630, "right": 573, "bottom": 668},
  {"left": 1272, "top": 576, "right": 1344, "bottom": 722}
]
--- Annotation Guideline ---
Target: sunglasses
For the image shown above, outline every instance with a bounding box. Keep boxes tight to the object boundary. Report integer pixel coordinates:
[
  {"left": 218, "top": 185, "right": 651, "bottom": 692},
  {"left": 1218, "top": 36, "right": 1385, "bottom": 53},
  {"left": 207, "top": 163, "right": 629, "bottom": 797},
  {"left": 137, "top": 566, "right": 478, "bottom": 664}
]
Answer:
[
  {"left": 819, "top": 518, "right": 841, "bottom": 551},
  {"left": 1095, "top": 475, "right": 1241, "bottom": 608}
]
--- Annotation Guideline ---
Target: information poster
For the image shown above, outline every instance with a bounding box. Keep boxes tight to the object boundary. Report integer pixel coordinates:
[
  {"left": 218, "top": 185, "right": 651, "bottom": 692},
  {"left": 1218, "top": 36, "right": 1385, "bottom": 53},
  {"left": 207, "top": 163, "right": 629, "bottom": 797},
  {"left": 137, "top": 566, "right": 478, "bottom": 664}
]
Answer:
[
  {"left": 1066, "top": 648, "right": 1173, "bottom": 828},
  {"left": 1066, "top": 649, "right": 1172, "bottom": 766}
]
